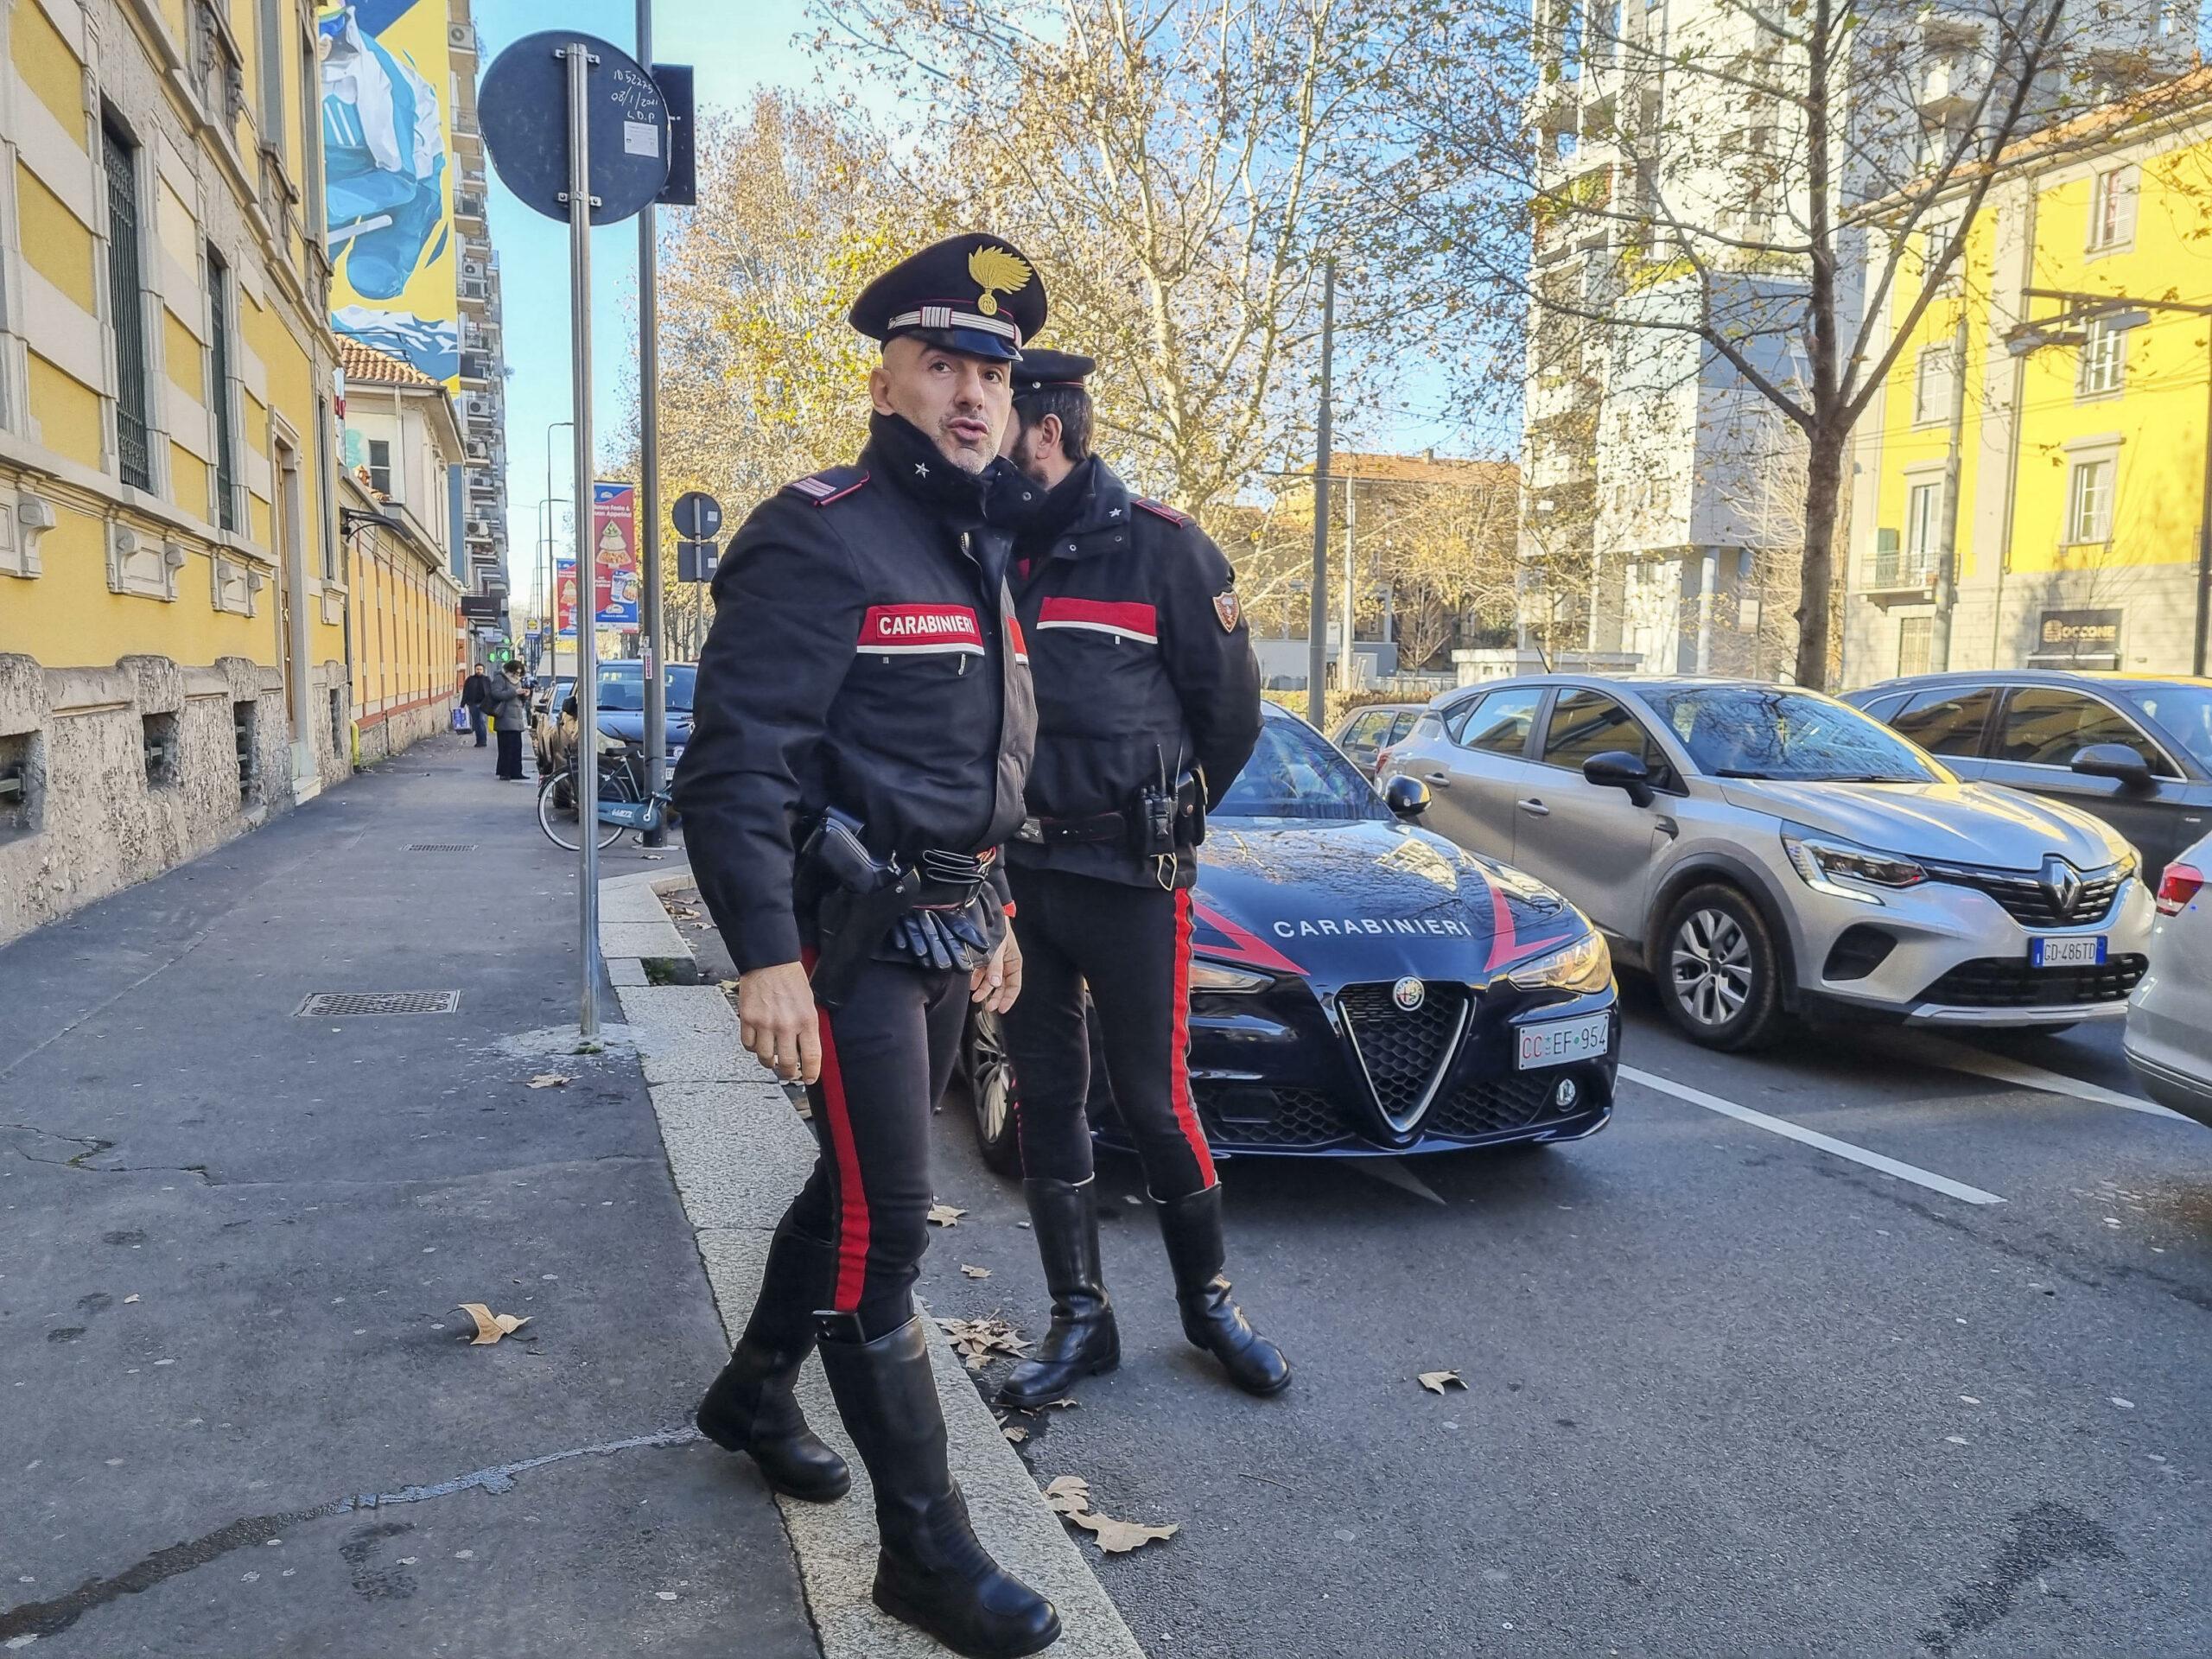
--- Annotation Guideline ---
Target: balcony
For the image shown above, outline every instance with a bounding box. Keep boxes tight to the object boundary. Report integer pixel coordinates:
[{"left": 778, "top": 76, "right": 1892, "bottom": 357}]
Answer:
[
  {"left": 454, "top": 193, "right": 486, "bottom": 224},
  {"left": 1864, "top": 543, "right": 1937, "bottom": 598}
]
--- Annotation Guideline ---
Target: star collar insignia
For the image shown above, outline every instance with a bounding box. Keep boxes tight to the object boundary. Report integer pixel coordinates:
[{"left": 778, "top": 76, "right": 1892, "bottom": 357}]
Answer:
[
  {"left": 1108, "top": 506, "right": 1122, "bottom": 518},
  {"left": 914, "top": 461, "right": 930, "bottom": 477}
]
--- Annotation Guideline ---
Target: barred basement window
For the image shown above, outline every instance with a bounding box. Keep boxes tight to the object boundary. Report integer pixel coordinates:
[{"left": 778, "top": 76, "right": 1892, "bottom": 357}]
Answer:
[
  {"left": 234, "top": 700, "right": 257, "bottom": 798},
  {"left": 143, "top": 711, "right": 179, "bottom": 787},
  {"left": 101, "top": 115, "right": 153, "bottom": 491},
  {"left": 207, "top": 245, "right": 240, "bottom": 531},
  {"left": 328, "top": 688, "right": 346, "bottom": 754},
  {"left": 0, "top": 733, "right": 40, "bottom": 840}
]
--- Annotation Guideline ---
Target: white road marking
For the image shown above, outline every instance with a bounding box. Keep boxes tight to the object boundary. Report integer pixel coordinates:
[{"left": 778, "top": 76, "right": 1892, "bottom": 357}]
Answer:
[
  {"left": 1899, "top": 1036, "right": 2188, "bottom": 1122},
  {"left": 1347, "top": 1157, "right": 1446, "bottom": 1205},
  {"left": 1619, "top": 1065, "right": 2006, "bottom": 1207}
]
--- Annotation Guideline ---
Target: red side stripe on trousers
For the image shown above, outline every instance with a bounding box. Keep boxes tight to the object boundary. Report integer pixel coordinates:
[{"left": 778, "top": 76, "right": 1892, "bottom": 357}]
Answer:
[
  {"left": 1170, "top": 889, "right": 1217, "bottom": 1186},
  {"left": 799, "top": 947, "right": 870, "bottom": 1311}
]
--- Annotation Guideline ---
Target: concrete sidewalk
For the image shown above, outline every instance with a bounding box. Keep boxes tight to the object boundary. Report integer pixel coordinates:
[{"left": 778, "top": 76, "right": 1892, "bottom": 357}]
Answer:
[{"left": 0, "top": 738, "right": 814, "bottom": 1656}]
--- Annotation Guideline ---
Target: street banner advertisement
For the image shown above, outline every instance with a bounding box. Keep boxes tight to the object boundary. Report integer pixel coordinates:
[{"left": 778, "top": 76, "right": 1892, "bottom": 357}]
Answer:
[
  {"left": 321, "top": 0, "right": 461, "bottom": 386},
  {"left": 556, "top": 558, "right": 579, "bottom": 638},
  {"left": 592, "top": 481, "right": 641, "bottom": 625}
]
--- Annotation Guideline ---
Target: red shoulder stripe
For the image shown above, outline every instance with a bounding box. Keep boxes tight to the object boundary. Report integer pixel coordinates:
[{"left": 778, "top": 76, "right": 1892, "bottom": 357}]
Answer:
[{"left": 1134, "top": 498, "right": 1191, "bottom": 526}]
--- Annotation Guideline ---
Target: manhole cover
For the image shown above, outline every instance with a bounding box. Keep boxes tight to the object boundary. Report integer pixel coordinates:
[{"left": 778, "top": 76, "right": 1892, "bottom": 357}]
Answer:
[
  {"left": 406, "top": 843, "right": 479, "bottom": 852},
  {"left": 296, "top": 991, "right": 461, "bottom": 1018}
]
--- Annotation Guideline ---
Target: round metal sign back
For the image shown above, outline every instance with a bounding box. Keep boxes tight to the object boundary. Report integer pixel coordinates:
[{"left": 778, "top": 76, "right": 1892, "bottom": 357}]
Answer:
[
  {"left": 672, "top": 490, "right": 723, "bottom": 542},
  {"left": 479, "top": 32, "right": 671, "bottom": 226}
]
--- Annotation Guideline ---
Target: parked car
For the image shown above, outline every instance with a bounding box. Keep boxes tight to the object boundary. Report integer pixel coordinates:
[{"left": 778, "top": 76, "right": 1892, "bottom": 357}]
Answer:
[
  {"left": 1843, "top": 671, "right": 2212, "bottom": 875},
  {"left": 531, "top": 677, "right": 575, "bottom": 777},
  {"left": 2124, "top": 835, "right": 2212, "bottom": 1126},
  {"left": 1331, "top": 702, "right": 1426, "bottom": 779},
  {"left": 1381, "top": 675, "right": 2154, "bottom": 1050},
  {"left": 538, "top": 660, "right": 696, "bottom": 783},
  {"left": 950, "top": 704, "right": 1621, "bottom": 1173}
]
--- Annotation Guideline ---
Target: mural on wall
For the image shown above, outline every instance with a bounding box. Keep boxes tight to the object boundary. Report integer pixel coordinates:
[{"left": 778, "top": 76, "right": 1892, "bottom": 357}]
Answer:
[{"left": 320, "top": 2, "right": 457, "bottom": 385}]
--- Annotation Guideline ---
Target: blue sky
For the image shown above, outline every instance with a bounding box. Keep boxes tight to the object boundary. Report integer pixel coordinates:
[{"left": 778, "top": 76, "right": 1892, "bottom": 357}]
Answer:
[{"left": 473, "top": 0, "right": 1470, "bottom": 613}]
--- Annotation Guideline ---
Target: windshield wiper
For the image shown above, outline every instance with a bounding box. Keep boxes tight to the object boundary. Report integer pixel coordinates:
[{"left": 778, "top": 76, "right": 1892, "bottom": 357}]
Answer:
[{"left": 1713, "top": 768, "right": 1777, "bottom": 779}]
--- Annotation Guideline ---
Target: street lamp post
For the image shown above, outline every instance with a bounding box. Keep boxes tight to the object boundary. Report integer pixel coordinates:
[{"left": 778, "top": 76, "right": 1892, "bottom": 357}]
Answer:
[
  {"left": 543, "top": 419, "right": 574, "bottom": 682},
  {"left": 2014, "top": 287, "right": 2212, "bottom": 676}
]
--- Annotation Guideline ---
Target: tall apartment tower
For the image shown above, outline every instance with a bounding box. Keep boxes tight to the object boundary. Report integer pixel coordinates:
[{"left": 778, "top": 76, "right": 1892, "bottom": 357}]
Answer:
[
  {"left": 448, "top": 0, "right": 510, "bottom": 615},
  {"left": 1519, "top": 0, "right": 2200, "bottom": 677}
]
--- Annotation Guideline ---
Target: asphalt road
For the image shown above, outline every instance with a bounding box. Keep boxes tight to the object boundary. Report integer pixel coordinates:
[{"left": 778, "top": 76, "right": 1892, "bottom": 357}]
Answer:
[{"left": 907, "top": 985, "right": 2212, "bottom": 1659}]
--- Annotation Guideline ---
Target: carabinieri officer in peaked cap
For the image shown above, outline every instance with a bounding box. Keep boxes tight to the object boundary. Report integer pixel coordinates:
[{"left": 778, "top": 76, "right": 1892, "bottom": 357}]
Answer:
[
  {"left": 988, "top": 349, "right": 1283, "bottom": 1408},
  {"left": 672, "top": 234, "right": 1061, "bottom": 1659}
]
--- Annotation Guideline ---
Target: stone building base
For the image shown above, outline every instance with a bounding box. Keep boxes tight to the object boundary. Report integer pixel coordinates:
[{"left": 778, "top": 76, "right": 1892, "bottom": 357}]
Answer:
[
  {"left": 353, "top": 691, "right": 458, "bottom": 767},
  {"left": 1845, "top": 563, "right": 2204, "bottom": 686},
  {"left": 0, "top": 653, "right": 339, "bottom": 945}
]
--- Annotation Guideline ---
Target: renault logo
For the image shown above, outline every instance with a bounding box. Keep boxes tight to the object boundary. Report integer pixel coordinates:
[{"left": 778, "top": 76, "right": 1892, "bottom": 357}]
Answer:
[
  {"left": 1392, "top": 976, "right": 1426, "bottom": 1012},
  {"left": 2041, "top": 855, "right": 2083, "bottom": 918}
]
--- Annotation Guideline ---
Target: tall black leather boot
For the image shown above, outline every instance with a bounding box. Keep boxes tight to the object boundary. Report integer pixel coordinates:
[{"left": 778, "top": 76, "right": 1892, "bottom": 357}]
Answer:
[
  {"left": 1154, "top": 1184, "right": 1291, "bottom": 1397},
  {"left": 818, "top": 1314, "right": 1061, "bottom": 1659},
  {"left": 696, "top": 1224, "right": 852, "bottom": 1502},
  {"left": 999, "top": 1179, "right": 1118, "bottom": 1408}
]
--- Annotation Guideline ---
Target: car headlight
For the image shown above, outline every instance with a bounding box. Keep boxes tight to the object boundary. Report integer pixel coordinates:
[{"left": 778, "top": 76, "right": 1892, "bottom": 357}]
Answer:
[
  {"left": 1783, "top": 835, "right": 1926, "bottom": 905},
  {"left": 1188, "top": 958, "right": 1271, "bottom": 993},
  {"left": 1506, "top": 931, "right": 1611, "bottom": 994}
]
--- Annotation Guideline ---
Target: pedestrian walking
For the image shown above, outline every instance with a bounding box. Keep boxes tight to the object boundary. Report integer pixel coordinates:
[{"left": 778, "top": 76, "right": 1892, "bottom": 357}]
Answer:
[
  {"left": 988, "top": 350, "right": 1286, "bottom": 1407},
  {"left": 484, "top": 661, "right": 527, "bottom": 781},
  {"left": 461, "top": 662, "right": 490, "bottom": 747},
  {"left": 673, "top": 235, "right": 1059, "bottom": 1659}
]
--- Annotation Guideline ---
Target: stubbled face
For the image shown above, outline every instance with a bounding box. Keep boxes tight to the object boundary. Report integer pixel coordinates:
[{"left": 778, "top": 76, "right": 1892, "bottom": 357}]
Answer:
[
  {"left": 871, "top": 337, "right": 1013, "bottom": 473},
  {"left": 1004, "top": 411, "right": 1069, "bottom": 489}
]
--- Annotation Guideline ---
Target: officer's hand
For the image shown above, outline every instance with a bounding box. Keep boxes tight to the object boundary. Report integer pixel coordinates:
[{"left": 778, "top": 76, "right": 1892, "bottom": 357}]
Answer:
[
  {"left": 738, "top": 961, "right": 823, "bottom": 1084},
  {"left": 972, "top": 931, "right": 1022, "bottom": 1014}
]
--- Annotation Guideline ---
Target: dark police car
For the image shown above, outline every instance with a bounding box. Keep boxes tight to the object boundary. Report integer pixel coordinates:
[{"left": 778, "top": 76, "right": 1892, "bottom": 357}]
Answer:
[{"left": 956, "top": 704, "right": 1621, "bottom": 1171}]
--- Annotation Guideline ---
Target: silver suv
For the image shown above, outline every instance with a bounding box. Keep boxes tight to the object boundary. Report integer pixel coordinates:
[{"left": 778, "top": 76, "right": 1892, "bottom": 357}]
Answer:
[{"left": 1381, "top": 676, "right": 2154, "bottom": 1049}]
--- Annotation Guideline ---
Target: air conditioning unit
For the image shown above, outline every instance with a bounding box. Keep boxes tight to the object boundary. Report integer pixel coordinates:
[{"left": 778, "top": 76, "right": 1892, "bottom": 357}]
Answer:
[
  {"left": 462, "top": 258, "right": 483, "bottom": 278},
  {"left": 466, "top": 440, "right": 489, "bottom": 461},
  {"left": 461, "top": 279, "right": 488, "bottom": 302}
]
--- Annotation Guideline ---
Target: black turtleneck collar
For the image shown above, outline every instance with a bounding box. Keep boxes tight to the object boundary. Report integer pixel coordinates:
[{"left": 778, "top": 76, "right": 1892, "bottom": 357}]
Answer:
[{"left": 866, "top": 410, "right": 1001, "bottom": 519}]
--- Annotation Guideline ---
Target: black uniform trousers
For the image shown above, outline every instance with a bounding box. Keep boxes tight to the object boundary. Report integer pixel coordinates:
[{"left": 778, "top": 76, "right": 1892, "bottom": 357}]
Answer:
[
  {"left": 776, "top": 952, "right": 969, "bottom": 1340},
  {"left": 1001, "top": 866, "right": 1217, "bottom": 1199}
]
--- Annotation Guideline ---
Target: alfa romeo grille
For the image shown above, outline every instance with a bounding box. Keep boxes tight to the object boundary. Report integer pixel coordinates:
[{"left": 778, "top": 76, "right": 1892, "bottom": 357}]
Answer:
[
  {"left": 296, "top": 991, "right": 461, "bottom": 1018},
  {"left": 1336, "top": 983, "right": 1469, "bottom": 1131}
]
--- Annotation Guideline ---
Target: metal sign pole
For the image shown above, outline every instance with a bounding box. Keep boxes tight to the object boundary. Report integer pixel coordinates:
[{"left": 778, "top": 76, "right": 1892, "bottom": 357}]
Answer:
[
  {"left": 636, "top": 0, "right": 667, "bottom": 846},
  {"left": 564, "top": 39, "right": 601, "bottom": 1041}
]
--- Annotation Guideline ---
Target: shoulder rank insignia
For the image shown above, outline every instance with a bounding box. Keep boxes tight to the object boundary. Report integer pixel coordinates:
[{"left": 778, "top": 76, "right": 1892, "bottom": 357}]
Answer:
[
  {"left": 783, "top": 467, "right": 870, "bottom": 506},
  {"left": 1134, "top": 497, "right": 1192, "bottom": 527},
  {"left": 1212, "top": 588, "right": 1242, "bottom": 632}
]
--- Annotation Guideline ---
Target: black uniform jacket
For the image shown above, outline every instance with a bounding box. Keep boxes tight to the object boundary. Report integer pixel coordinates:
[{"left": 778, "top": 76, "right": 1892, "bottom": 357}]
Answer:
[
  {"left": 1006, "top": 454, "right": 1262, "bottom": 888},
  {"left": 673, "top": 416, "right": 1037, "bottom": 972}
]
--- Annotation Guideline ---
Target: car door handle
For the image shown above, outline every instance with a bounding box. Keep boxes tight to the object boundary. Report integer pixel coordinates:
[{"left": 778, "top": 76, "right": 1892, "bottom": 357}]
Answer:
[
  {"left": 1517, "top": 798, "right": 1549, "bottom": 817},
  {"left": 1421, "top": 771, "right": 1452, "bottom": 787}
]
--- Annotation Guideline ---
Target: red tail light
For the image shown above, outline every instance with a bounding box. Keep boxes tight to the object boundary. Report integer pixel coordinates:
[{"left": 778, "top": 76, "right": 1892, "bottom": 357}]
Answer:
[{"left": 2157, "top": 861, "right": 2205, "bottom": 917}]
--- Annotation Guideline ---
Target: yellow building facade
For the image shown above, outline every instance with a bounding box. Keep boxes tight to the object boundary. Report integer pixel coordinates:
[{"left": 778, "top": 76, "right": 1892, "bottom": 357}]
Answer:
[
  {"left": 1846, "top": 71, "right": 2212, "bottom": 684},
  {"left": 0, "top": 0, "right": 352, "bottom": 943}
]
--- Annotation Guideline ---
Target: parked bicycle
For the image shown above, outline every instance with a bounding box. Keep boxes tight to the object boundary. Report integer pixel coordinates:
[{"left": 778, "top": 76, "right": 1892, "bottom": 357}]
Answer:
[{"left": 537, "top": 743, "right": 674, "bottom": 851}]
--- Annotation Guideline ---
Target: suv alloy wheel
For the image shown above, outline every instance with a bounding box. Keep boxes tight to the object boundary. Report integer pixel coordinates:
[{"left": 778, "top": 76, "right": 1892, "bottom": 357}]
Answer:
[{"left": 1658, "top": 884, "right": 1782, "bottom": 1051}]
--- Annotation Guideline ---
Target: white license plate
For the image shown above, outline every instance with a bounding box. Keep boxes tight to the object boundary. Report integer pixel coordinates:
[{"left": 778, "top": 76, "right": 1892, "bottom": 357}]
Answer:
[
  {"left": 2030, "top": 935, "right": 2107, "bottom": 969},
  {"left": 1516, "top": 1012, "right": 1611, "bottom": 1071}
]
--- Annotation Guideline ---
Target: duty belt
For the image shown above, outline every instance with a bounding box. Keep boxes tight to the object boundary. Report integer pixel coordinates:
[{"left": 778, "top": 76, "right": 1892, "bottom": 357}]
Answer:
[{"left": 1015, "top": 810, "right": 1127, "bottom": 848}]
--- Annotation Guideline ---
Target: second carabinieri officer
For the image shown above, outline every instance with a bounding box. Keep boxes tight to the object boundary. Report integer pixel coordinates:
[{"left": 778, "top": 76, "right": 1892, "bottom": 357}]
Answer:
[
  {"left": 672, "top": 235, "right": 1060, "bottom": 1659},
  {"left": 989, "top": 349, "right": 1287, "bottom": 1406}
]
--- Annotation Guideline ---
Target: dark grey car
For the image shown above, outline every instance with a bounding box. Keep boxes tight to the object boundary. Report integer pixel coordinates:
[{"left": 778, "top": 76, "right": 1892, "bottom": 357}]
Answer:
[{"left": 1845, "top": 671, "right": 2212, "bottom": 876}]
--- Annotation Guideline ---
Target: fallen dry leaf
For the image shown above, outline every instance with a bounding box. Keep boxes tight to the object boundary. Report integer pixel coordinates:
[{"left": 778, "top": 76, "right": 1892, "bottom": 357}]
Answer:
[
  {"left": 123, "top": 1294, "right": 140, "bottom": 1305},
  {"left": 1003, "top": 1423, "right": 1028, "bottom": 1443},
  {"left": 960, "top": 1263, "right": 992, "bottom": 1280},
  {"left": 1041, "top": 1474, "right": 1091, "bottom": 1516},
  {"left": 1418, "top": 1370, "right": 1466, "bottom": 1395},
  {"left": 717, "top": 978, "right": 740, "bottom": 995},
  {"left": 455, "top": 1303, "right": 532, "bottom": 1345},
  {"left": 937, "top": 1315, "right": 1028, "bottom": 1370},
  {"left": 927, "top": 1203, "right": 967, "bottom": 1228},
  {"left": 526, "top": 1073, "right": 571, "bottom": 1090},
  {"left": 1039, "top": 1397, "right": 1079, "bottom": 1411},
  {"left": 1070, "top": 1510, "right": 1179, "bottom": 1554}
]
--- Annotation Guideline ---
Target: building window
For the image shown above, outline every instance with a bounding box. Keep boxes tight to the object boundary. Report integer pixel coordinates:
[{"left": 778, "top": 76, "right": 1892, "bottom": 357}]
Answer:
[
  {"left": 1918, "top": 216, "right": 1957, "bottom": 289},
  {"left": 143, "top": 711, "right": 179, "bottom": 787},
  {"left": 1904, "top": 480, "right": 1941, "bottom": 575},
  {"left": 329, "top": 688, "right": 346, "bottom": 755},
  {"left": 366, "top": 438, "right": 392, "bottom": 499},
  {"left": 257, "top": 0, "right": 285, "bottom": 155},
  {"left": 0, "top": 733, "right": 37, "bottom": 840},
  {"left": 2065, "top": 455, "right": 2115, "bottom": 544},
  {"left": 101, "top": 116, "right": 154, "bottom": 492},
  {"left": 1912, "top": 347, "right": 1955, "bottom": 426},
  {"left": 233, "top": 700, "right": 257, "bottom": 799},
  {"left": 192, "top": 1, "right": 245, "bottom": 127},
  {"left": 2076, "top": 315, "right": 2126, "bottom": 397},
  {"left": 207, "top": 245, "right": 240, "bottom": 531},
  {"left": 315, "top": 395, "right": 337, "bottom": 580},
  {"left": 2087, "top": 166, "right": 2137, "bottom": 252},
  {"left": 1897, "top": 614, "right": 1933, "bottom": 678}
]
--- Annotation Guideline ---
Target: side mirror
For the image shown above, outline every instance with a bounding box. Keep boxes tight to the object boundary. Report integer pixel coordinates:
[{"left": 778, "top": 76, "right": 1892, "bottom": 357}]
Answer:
[
  {"left": 563, "top": 696, "right": 579, "bottom": 719},
  {"left": 2070, "top": 742, "right": 2152, "bottom": 789},
  {"left": 1583, "top": 749, "right": 1656, "bottom": 808},
  {"left": 1382, "top": 774, "right": 1430, "bottom": 820}
]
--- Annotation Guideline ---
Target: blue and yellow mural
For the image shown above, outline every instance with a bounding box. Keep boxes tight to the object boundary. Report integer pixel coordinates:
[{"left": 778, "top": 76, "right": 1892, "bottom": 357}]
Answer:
[{"left": 320, "top": 2, "right": 457, "bottom": 385}]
